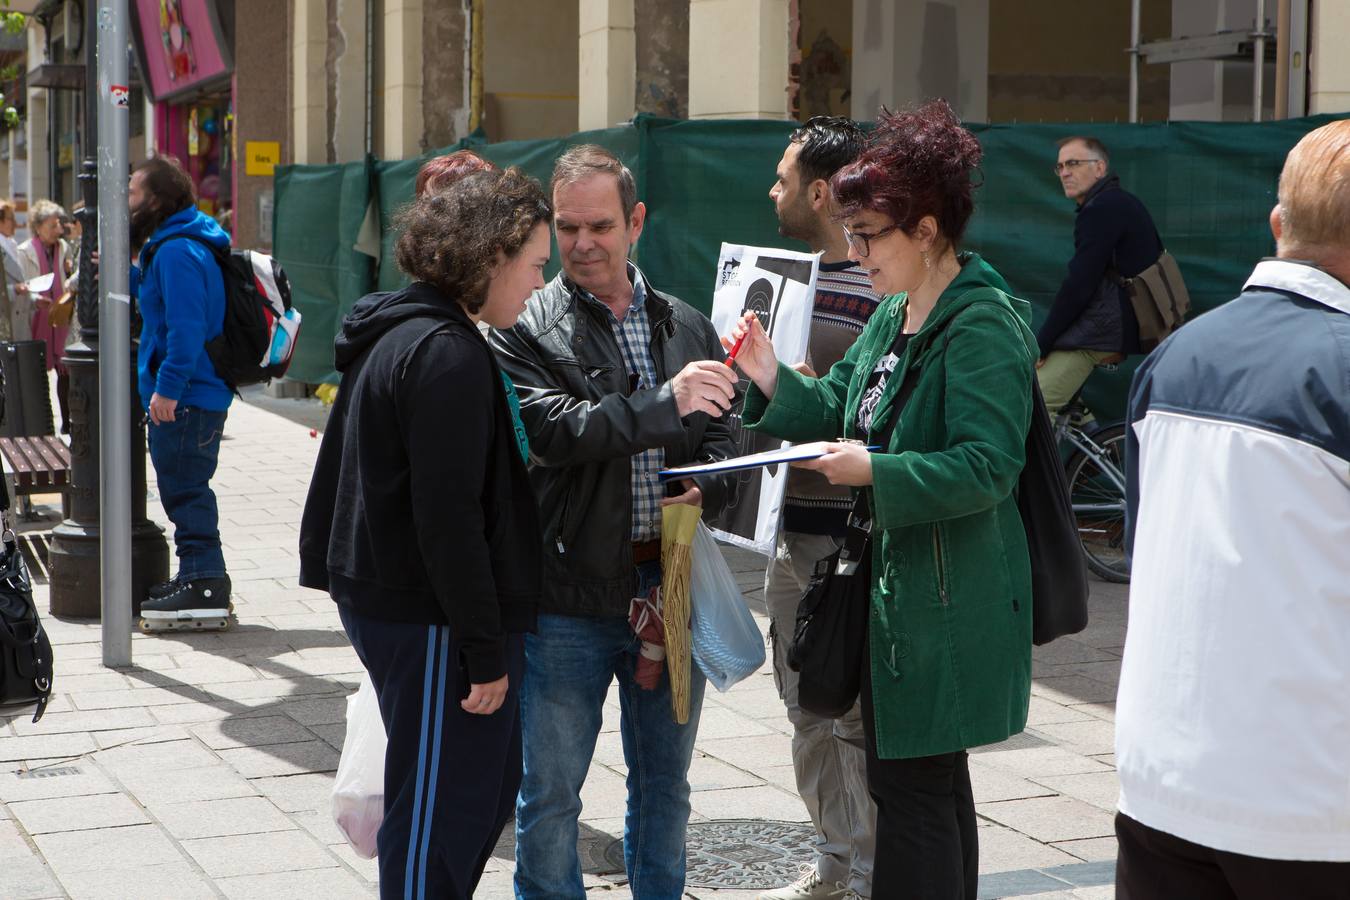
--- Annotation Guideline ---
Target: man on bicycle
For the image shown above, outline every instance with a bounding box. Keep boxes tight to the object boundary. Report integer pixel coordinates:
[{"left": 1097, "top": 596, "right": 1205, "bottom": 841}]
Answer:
[{"left": 1038, "top": 136, "right": 1162, "bottom": 415}]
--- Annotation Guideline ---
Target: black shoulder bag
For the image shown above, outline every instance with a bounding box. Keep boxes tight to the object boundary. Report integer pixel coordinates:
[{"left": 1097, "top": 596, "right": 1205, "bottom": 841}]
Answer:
[
  {"left": 0, "top": 477, "right": 52, "bottom": 722},
  {"left": 1021, "top": 380, "right": 1090, "bottom": 644},
  {"left": 786, "top": 496, "right": 873, "bottom": 719}
]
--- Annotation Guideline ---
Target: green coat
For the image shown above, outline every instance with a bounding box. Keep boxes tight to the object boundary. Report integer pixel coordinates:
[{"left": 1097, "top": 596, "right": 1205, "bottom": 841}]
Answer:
[{"left": 745, "top": 254, "right": 1036, "bottom": 759}]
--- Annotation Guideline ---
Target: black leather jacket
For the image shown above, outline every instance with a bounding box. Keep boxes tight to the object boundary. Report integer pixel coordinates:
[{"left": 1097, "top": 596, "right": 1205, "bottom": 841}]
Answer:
[{"left": 489, "top": 271, "right": 736, "bottom": 618}]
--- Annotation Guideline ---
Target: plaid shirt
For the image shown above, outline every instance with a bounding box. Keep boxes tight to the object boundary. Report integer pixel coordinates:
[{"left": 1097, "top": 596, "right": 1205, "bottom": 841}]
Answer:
[{"left": 591, "top": 265, "right": 664, "bottom": 541}]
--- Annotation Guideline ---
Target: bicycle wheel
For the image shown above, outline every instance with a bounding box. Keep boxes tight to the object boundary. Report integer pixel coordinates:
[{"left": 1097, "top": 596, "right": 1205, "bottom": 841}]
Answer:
[{"left": 1064, "top": 424, "right": 1130, "bottom": 583}]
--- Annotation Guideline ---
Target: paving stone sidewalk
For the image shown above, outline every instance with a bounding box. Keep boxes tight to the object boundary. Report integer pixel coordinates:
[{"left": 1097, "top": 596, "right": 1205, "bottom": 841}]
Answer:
[{"left": 0, "top": 392, "right": 1126, "bottom": 899}]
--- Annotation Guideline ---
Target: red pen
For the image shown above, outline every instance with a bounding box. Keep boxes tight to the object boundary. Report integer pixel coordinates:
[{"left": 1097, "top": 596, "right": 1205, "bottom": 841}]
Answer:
[{"left": 724, "top": 331, "right": 747, "bottom": 368}]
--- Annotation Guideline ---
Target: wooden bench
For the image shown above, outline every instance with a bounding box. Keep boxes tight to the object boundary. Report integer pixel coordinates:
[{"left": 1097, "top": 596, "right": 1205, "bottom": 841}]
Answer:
[{"left": 0, "top": 436, "right": 72, "bottom": 518}]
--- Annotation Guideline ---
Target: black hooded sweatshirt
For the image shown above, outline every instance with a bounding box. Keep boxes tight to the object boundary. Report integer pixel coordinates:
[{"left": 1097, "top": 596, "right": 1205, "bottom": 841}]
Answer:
[{"left": 298, "top": 282, "right": 540, "bottom": 683}]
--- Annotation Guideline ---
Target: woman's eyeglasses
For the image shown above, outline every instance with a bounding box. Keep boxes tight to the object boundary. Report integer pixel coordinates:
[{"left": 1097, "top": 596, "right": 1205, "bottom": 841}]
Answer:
[
  {"left": 1053, "top": 158, "right": 1102, "bottom": 175},
  {"left": 841, "top": 224, "right": 900, "bottom": 258}
]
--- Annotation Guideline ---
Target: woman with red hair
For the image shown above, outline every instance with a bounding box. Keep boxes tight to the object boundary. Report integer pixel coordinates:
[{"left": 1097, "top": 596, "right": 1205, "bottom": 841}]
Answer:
[
  {"left": 415, "top": 150, "right": 499, "bottom": 197},
  {"left": 727, "top": 100, "right": 1037, "bottom": 899}
]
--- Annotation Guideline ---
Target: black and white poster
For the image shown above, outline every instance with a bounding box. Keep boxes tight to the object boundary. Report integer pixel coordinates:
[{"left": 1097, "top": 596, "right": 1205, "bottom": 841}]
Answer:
[{"left": 707, "top": 243, "right": 819, "bottom": 555}]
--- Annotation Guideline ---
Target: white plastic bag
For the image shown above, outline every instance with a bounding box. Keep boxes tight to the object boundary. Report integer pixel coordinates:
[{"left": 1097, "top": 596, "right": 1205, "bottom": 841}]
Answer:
[
  {"left": 332, "top": 672, "right": 386, "bottom": 859},
  {"left": 690, "top": 521, "right": 766, "bottom": 691}
]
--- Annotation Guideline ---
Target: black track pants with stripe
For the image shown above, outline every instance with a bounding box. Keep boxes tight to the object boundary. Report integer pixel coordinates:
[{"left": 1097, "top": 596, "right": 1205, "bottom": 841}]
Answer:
[{"left": 340, "top": 605, "right": 524, "bottom": 900}]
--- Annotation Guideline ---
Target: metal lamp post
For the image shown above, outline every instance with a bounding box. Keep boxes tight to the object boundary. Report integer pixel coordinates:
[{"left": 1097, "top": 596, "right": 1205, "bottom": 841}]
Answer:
[{"left": 46, "top": 0, "right": 167, "bottom": 657}]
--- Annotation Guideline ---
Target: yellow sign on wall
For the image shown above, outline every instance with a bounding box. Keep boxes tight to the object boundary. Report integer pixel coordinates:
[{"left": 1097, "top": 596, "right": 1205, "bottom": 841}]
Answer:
[{"left": 244, "top": 141, "right": 281, "bottom": 177}]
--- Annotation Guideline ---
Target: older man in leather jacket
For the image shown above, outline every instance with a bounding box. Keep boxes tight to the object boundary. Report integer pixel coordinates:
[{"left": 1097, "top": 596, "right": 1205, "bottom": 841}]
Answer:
[{"left": 490, "top": 145, "right": 737, "bottom": 899}]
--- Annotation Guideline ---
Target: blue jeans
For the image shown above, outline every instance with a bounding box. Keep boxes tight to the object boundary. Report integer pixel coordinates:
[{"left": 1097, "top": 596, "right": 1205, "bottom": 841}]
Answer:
[
  {"left": 515, "top": 568, "right": 707, "bottom": 899},
  {"left": 147, "top": 406, "right": 228, "bottom": 580}
]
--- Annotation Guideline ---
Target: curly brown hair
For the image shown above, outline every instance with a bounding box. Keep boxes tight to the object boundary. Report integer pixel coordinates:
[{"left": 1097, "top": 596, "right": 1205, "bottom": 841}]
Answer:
[{"left": 394, "top": 167, "right": 551, "bottom": 313}]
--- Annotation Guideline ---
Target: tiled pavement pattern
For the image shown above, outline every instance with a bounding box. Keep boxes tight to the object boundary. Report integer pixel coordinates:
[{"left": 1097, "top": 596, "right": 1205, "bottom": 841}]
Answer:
[{"left": 0, "top": 391, "right": 1129, "bottom": 899}]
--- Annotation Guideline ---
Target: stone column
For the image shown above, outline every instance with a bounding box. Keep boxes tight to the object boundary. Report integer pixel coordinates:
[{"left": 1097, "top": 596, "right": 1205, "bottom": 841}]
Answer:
[
  {"left": 579, "top": 0, "right": 637, "bottom": 131},
  {"left": 1310, "top": 0, "right": 1350, "bottom": 113},
  {"left": 292, "top": 0, "right": 328, "bottom": 165},
  {"left": 688, "top": 0, "right": 790, "bottom": 119},
  {"left": 382, "top": 0, "right": 425, "bottom": 158},
  {"left": 636, "top": 0, "right": 690, "bottom": 119},
  {"left": 422, "top": 2, "right": 471, "bottom": 150},
  {"left": 24, "top": 26, "right": 48, "bottom": 206}
]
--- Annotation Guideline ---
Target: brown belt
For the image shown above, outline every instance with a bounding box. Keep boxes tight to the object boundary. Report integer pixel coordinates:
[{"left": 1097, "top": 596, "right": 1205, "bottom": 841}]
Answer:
[{"left": 632, "top": 539, "right": 661, "bottom": 565}]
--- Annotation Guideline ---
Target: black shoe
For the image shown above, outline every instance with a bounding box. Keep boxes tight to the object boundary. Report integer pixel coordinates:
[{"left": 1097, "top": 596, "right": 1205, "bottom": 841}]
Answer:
[
  {"left": 147, "top": 577, "right": 181, "bottom": 601},
  {"left": 141, "top": 576, "right": 233, "bottom": 617}
]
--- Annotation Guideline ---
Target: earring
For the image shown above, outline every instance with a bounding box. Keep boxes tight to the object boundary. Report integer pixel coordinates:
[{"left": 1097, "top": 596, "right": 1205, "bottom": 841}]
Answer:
[{"left": 921, "top": 250, "right": 931, "bottom": 270}]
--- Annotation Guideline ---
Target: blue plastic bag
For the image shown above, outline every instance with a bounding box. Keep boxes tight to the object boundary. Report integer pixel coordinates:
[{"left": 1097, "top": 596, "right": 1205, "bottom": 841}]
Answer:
[{"left": 690, "top": 522, "right": 766, "bottom": 691}]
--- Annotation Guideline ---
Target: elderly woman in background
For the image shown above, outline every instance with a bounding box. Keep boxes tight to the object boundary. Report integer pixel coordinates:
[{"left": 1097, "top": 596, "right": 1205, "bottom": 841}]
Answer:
[
  {"left": 18, "top": 200, "right": 75, "bottom": 432},
  {"left": 299, "top": 167, "right": 552, "bottom": 899},
  {"left": 726, "top": 100, "right": 1037, "bottom": 899}
]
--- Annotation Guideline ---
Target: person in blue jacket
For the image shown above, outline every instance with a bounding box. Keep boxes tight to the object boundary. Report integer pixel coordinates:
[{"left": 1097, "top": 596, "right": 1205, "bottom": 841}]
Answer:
[{"left": 129, "top": 155, "right": 234, "bottom": 627}]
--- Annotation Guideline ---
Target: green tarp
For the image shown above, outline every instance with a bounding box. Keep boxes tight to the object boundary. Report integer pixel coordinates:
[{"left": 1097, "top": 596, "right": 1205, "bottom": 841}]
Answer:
[
  {"left": 271, "top": 159, "right": 374, "bottom": 385},
  {"left": 273, "top": 113, "right": 1342, "bottom": 414}
]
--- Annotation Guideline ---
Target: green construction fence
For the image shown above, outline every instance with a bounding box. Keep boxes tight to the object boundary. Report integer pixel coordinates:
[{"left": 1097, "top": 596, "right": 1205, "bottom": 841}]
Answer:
[{"left": 272, "top": 113, "right": 1343, "bottom": 418}]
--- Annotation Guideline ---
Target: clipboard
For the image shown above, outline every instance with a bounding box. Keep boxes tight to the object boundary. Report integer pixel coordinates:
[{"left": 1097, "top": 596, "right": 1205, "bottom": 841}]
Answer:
[{"left": 659, "top": 441, "right": 879, "bottom": 480}]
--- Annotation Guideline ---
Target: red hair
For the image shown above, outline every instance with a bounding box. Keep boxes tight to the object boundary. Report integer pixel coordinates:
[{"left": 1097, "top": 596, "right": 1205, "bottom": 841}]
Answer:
[
  {"left": 830, "top": 100, "right": 983, "bottom": 246},
  {"left": 415, "top": 150, "right": 499, "bottom": 198}
]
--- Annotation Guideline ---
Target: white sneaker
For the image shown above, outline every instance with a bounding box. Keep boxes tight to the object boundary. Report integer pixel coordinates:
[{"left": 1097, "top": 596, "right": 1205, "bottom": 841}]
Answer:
[{"left": 758, "top": 868, "right": 850, "bottom": 900}]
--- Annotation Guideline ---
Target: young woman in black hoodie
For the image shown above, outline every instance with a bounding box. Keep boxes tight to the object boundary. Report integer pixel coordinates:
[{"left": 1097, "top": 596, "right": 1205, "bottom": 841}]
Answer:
[{"left": 299, "top": 168, "right": 551, "bottom": 899}]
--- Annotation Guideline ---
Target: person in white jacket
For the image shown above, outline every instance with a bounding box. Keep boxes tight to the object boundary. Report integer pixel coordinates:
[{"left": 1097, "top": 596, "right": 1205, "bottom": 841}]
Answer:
[
  {"left": 1115, "top": 118, "right": 1350, "bottom": 898},
  {"left": 0, "top": 201, "right": 28, "bottom": 341}
]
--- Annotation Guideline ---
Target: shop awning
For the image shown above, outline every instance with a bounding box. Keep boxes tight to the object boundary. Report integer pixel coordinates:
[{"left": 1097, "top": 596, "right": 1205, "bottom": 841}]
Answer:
[
  {"left": 26, "top": 62, "right": 83, "bottom": 91},
  {"left": 128, "top": 0, "right": 233, "bottom": 103},
  {"left": 27, "top": 47, "right": 144, "bottom": 93}
]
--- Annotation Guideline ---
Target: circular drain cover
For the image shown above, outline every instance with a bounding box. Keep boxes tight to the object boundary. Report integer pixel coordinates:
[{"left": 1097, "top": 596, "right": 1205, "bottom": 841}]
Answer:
[{"left": 605, "top": 819, "right": 815, "bottom": 889}]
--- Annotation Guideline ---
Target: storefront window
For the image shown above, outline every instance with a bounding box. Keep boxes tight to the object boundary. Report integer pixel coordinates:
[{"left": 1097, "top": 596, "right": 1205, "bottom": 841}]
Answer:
[
  {"left": 132, "top": 1, "right": 236, "bottom": 228},
  {"left": 156, "top": 94, "right": 231, "bottom": 218}
]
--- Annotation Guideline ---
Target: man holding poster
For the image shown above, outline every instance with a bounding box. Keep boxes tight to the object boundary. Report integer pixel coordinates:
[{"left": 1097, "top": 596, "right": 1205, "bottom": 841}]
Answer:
[{"left": 759, "top": 117, "right": 882, "bottom": 900}]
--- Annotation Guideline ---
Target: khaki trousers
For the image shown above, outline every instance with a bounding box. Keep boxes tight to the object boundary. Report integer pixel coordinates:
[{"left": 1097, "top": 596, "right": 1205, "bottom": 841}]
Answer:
[
  {"left": 765, "top": 530, "right": 876, "bottom": 896},
  {"left": 1037, "top": 348, "right": 1118, "bottom": 416}
]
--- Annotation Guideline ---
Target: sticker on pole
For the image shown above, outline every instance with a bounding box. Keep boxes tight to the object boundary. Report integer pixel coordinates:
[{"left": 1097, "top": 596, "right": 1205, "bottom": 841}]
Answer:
[
  {"left": 109, "top": 292, "right": 130, "bottom": 305},
  {"left": 110, "top": 85, "right": 129, "bottom": 109}
]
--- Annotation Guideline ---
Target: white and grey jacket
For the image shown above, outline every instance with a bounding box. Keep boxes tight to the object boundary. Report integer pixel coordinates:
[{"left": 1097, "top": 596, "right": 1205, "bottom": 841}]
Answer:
[{"left": 1117, "top": 258, "right": 1350, "bottom": 861}]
